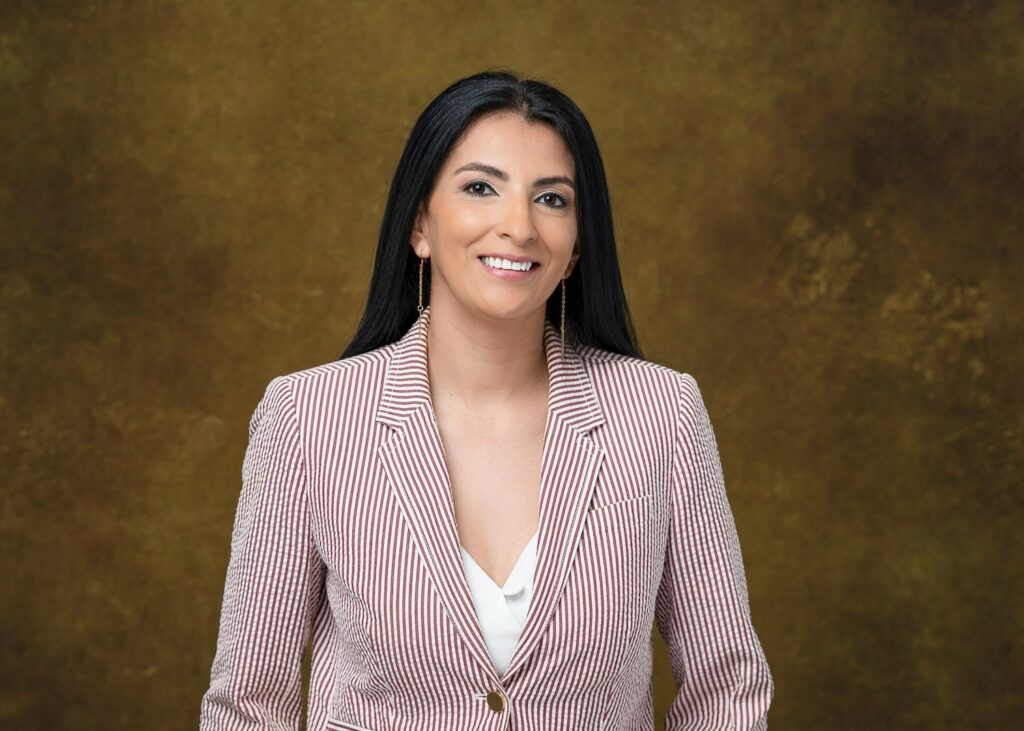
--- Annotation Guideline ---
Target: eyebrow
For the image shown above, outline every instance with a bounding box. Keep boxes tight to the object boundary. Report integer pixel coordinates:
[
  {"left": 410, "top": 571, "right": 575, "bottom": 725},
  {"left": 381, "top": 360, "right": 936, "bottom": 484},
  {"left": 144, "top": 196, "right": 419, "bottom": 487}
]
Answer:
[{"left": 453, "top": 162, "right": 576, "bottom": 191}]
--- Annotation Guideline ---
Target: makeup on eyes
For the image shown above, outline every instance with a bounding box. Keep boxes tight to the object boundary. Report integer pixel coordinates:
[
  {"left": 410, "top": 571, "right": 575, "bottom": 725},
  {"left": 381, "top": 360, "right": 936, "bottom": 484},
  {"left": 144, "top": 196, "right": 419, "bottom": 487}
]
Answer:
[{"left": 462, "top": 180, "right": 570, "bottom": 209}]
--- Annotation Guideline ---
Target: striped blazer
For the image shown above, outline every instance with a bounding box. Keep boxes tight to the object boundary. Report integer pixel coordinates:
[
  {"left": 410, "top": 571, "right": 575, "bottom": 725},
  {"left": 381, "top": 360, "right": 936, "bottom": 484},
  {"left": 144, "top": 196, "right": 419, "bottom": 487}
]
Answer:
[{"left": 199, "top": 305, "right": 774, "bottom": 730}]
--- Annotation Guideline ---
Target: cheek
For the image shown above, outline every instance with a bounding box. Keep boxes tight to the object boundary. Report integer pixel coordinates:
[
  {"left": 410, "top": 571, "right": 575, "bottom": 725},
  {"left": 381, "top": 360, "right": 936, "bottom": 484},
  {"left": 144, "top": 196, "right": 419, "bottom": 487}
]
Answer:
[
  {"left": 537, "top": 216, "right": 577, "bottom": 257},
  {"left": 433, "top": 201, "right": 492, "bottom": 246}
]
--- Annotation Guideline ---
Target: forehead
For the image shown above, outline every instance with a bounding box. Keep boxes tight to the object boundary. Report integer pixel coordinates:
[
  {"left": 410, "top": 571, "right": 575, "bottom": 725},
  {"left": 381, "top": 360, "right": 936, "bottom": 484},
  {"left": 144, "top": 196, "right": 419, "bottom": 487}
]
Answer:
[{"left": 444, "top": 112, "right": 574, "bottom": 173}]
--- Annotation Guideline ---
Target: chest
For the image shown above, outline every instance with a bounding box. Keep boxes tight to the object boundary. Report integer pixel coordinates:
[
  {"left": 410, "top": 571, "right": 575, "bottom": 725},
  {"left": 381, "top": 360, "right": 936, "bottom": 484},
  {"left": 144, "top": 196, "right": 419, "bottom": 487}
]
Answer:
[{"left": 435, "top": 402, "right": 547, "bottom": 587}]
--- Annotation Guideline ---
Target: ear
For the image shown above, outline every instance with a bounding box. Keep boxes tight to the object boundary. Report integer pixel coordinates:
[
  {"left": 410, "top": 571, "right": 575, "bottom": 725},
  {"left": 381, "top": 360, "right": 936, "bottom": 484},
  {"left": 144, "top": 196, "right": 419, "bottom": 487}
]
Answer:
[
  {"left": 563, "top": 241, "right": 580, "bottom": 279},
  {"left": 410, "top": 201, "right": 431, "bottom": 258}
]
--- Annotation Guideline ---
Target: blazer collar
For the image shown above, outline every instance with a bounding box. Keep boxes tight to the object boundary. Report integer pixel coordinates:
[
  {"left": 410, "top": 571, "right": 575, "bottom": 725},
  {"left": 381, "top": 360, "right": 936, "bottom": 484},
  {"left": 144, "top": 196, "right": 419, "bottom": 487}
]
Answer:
[{"left": 376, "top": 304, "right": 604, "bottom": 432}]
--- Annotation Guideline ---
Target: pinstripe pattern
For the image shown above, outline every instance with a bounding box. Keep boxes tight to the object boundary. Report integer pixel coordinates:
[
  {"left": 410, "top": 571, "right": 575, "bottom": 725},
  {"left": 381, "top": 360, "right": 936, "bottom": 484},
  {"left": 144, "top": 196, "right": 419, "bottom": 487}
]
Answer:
[{"left": 200, "top": 305, "right": 773, "bottom": 730}]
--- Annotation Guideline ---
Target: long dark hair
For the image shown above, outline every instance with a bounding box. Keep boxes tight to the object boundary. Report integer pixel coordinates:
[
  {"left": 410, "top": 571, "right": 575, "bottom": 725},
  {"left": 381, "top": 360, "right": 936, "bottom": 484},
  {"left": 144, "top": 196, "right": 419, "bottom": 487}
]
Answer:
[{"left": 339, "top": 69, "right": 643, "bottom": 361}]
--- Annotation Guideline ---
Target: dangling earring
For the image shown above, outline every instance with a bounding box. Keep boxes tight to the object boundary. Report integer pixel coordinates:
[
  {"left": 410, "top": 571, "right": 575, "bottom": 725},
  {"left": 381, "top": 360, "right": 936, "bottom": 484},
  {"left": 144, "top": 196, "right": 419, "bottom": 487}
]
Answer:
[
  {"left": 560, "top": 277, "right": 566, "bottom": 358},
  {"left": 417, "top": 256, "right": 426, "bottom": 313}
]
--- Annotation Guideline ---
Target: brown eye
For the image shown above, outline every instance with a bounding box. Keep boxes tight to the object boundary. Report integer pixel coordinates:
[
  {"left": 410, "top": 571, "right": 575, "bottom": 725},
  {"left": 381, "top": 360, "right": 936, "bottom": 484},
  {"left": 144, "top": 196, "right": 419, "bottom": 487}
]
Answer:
[
  {"left": 464, "top": 181, "right": 495, "bottom": 196},
  {"left": 539, "top": 192, "right": 568, "bottom": 208}
]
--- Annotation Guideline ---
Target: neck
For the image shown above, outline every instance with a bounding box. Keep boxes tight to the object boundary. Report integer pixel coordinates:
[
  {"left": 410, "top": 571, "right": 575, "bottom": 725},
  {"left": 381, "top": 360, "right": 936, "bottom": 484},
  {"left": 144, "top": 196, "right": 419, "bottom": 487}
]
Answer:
[{"left": 424, "top": 300, "right": 549, "bottom": 410}]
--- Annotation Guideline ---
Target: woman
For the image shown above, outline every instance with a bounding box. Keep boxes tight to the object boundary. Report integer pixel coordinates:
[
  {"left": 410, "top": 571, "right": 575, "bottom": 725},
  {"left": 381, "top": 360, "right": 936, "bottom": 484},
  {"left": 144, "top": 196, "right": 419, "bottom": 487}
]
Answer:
[{"left": 200, "top": 70, "right": 774, "bottom": 730}]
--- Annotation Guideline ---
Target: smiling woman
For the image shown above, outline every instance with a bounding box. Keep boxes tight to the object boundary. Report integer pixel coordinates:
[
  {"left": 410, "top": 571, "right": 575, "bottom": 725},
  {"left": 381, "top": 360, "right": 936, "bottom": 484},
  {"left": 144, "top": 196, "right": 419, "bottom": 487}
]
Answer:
[
  {"left": 410, "top": 112, "right": 579, "bottom": 311},
  {"left": 199, "top": 70, "right": 774, "bottom": 730}
]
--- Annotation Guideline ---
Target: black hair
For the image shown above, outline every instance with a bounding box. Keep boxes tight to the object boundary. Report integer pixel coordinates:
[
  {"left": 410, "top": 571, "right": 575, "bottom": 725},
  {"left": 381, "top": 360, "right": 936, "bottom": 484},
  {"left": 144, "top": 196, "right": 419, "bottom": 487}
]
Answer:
[{"left": 339, "top": 68, "right": 643, "bottom": 360}]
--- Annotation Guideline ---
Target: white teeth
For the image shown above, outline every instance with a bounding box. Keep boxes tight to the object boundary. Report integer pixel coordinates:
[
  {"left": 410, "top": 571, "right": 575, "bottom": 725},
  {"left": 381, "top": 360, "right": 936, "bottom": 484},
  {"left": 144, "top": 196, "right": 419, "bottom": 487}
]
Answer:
[{"left": 481, "top": 256, "right": 534, "bottom": 271}]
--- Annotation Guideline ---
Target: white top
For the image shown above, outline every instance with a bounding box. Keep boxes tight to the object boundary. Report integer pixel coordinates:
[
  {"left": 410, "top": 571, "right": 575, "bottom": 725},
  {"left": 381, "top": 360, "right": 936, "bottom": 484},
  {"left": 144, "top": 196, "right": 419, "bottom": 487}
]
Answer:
[{"left": 459, "top": 530, "right": 540, "bottom": 676}]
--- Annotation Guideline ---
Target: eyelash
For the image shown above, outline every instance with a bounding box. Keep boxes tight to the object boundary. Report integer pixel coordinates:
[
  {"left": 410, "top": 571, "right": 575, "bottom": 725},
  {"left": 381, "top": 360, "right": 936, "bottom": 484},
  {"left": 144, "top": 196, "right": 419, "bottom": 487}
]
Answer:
[{"left": 463, "top": 181, "right": 569, "bottom": 209}]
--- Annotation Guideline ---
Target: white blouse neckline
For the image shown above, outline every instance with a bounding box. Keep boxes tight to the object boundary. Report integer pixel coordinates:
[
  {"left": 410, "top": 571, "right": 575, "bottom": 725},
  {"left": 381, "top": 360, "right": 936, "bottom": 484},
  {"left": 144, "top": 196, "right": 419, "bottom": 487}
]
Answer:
[{"left": 459, "top": 530, "right": 540, "bottom": 596}]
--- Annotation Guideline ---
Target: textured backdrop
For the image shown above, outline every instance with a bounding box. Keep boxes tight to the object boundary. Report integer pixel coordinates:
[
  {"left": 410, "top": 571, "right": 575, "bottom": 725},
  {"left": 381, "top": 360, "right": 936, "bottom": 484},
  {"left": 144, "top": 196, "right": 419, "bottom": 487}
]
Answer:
[{"left": 1, "top": 1, "right": 1022, "bottom": 729}]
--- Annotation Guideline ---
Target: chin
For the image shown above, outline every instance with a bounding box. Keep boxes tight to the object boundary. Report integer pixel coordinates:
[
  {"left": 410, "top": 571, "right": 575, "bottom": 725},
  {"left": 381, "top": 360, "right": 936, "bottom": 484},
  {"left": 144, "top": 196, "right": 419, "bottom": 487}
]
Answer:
[{"left": 472, "top": 299, "right": 544, "bottom": 322}]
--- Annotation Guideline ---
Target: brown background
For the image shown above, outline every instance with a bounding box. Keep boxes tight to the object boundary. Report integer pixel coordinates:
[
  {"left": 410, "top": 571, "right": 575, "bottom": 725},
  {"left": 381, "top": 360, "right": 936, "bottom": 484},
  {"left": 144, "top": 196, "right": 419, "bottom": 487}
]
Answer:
[{"left": 2, "top": 1, "right": 1022, "bottom": 729}]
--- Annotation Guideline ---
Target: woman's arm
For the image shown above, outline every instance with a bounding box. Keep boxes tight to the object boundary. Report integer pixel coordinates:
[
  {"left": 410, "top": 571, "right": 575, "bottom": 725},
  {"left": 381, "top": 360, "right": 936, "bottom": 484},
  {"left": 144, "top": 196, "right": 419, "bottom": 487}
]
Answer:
[
  {"left": 654, "top": 372, "right": 775, "bottom": 730},
  {"left": 200, "top": 376, "right": 326, "bottom": 730}
]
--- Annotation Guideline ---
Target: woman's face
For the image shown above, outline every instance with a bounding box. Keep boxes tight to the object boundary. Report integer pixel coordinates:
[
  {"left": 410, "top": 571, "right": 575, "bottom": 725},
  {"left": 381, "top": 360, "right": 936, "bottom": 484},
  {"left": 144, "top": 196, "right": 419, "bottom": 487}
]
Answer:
[{"left": 411, "top": 112, "right": 580, "bottom": 321}]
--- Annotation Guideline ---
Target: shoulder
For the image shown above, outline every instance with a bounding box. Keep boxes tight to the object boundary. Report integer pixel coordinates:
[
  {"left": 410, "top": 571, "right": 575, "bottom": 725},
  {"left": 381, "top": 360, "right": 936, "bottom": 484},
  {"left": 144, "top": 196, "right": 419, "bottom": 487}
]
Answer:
[
  {"left": 575, "top": 342, "right": 684, "bottom": 380},
  {"left": 575, "top": 344, "right": 708, "bottom": 421},
  {"left": 255, "top": 341, "right": 399, "bottom": 406},
  {"left": 576, "top": 343, "right": 702, "bottom": 399}
]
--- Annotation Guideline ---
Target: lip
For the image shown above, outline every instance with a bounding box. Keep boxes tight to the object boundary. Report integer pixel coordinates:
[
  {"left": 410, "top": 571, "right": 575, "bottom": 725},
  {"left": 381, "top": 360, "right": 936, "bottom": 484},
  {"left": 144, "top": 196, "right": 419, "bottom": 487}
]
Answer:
[{"left": 477, "top": 255, "right": 540, "bottom": 281}]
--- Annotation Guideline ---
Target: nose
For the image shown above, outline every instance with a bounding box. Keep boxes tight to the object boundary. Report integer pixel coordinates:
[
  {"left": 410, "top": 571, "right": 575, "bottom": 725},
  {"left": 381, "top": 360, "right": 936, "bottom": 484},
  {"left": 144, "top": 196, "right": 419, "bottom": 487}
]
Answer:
[{"left": 495, "top": 192, "right": 538, "bottom": 245}]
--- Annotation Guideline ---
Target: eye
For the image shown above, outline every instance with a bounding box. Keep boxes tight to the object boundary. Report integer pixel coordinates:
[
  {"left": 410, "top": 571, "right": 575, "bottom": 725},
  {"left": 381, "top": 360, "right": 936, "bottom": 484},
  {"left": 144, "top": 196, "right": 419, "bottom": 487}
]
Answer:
[
  {"left": 538, "top": 192, "right": 568, "bottom": 208},
  {"left": 463, "top": 181, "right": 496, "bottom": 196}
]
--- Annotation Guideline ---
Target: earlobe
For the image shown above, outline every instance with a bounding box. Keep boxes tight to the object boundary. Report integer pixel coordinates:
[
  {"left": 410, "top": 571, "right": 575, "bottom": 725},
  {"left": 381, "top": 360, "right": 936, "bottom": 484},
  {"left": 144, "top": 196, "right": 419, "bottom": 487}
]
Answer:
[
  {"left": 410, "top": 238, "right": 430, "bottom": 259},
  {"left": 410, "top": 203, "right": 430, "bottom": 258},
  {"left": 564, "top": 244, "right": 580, "bottom": 277}
]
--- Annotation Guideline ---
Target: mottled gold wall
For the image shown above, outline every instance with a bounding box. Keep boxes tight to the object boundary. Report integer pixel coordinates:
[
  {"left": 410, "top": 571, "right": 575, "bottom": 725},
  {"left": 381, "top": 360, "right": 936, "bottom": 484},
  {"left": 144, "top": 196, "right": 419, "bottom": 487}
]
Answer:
[{"left": 2, "top": 1, "right": 1021, "bottom": 729}]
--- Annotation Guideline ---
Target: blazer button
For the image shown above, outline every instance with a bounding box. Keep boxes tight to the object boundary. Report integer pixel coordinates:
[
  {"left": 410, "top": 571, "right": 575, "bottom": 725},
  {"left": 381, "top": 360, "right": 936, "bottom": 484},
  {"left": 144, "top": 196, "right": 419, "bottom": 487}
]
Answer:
[{"left": 485, "top": 689, "right": 506, "bottom": 712}]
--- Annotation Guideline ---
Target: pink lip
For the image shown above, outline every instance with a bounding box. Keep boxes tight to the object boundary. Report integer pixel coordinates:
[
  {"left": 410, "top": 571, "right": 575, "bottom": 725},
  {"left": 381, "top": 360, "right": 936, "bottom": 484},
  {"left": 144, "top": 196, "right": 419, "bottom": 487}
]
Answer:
[{"left": 477, "top": 255, "right": 540, "bottom": 281}]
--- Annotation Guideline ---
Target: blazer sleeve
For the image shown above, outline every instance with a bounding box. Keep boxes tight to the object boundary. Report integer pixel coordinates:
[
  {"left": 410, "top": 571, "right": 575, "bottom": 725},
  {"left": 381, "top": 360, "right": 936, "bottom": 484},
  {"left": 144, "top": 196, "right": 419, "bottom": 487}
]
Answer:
[
  {"left": 654, "top": 372, "right": 775, "bottom": 730},
  {"left": 200, "top": 376, "right": 327, "bottom": 730}
]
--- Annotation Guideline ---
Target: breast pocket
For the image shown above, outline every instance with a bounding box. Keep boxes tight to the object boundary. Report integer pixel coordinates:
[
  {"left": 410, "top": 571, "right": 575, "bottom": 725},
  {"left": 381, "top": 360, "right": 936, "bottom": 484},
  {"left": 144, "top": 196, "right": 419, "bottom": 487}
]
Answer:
[
  {"left": 581, "top": 492, "right": 663, "bottom": 587},
  {"left": 584, "top": 492, "right": 657, "bottom": 533},
  {"left": 326, "top": 720, "right": 377, "bottom": 731}
]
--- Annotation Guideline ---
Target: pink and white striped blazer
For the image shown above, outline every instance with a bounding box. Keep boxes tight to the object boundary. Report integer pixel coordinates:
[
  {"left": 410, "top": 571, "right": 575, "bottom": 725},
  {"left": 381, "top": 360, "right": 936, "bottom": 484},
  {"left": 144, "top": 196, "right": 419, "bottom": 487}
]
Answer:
[{"left": 200, "top": 305, "right": 774, "bottom": 730}]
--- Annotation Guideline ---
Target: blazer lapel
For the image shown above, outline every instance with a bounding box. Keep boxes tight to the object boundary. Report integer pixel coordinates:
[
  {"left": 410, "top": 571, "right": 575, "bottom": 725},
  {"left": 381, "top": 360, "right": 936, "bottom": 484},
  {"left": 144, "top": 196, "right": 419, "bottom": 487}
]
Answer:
[{"left": 375, "top": 305, "right": 607, "bottom": 684}]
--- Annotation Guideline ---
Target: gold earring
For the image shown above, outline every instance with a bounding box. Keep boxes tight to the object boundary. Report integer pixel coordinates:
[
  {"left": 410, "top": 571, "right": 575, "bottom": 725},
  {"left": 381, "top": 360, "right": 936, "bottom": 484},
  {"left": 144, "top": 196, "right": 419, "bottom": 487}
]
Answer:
[
  {"left": 417, "top": 256, "right": 425, "bottom": 313},
  {"left": 560, "top": 277, "right": 566, "bottom": 358}
]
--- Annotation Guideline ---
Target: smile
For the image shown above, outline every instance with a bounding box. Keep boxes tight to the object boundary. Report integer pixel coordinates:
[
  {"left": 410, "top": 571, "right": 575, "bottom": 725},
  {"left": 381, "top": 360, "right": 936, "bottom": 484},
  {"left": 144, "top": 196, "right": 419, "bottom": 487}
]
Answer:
[
  {"left": 479, "top": 256, "right": 536, "bottom": 271},
  {"left": 477, "top": 256, "right": 540, "bottom": 281}
]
